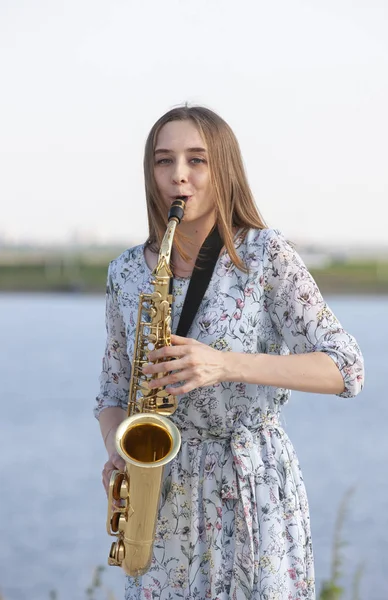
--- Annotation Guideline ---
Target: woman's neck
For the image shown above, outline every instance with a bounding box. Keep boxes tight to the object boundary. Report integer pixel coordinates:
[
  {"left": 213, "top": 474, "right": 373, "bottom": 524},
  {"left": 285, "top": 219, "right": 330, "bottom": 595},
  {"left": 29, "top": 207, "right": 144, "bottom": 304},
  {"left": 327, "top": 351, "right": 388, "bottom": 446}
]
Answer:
[{"left": 172, "top": 216, "right": 217, "bottom": 277}]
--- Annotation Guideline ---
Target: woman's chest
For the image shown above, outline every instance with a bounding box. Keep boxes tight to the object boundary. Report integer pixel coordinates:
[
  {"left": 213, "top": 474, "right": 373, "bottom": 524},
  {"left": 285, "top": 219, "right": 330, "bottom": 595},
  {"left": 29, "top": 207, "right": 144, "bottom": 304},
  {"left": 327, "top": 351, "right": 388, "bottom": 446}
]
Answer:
[
  {"left": 118, "top": 261, "right": 273, "bottom": 360},
  {"left": 187, "top": 264, "right": 272, "bottom": 353}
]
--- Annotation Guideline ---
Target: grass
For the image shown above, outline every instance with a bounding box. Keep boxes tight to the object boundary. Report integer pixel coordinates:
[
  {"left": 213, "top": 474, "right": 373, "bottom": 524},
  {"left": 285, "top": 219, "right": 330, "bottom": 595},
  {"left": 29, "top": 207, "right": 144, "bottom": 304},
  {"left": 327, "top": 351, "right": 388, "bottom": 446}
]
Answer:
[
  {"left": 0, "top": 261, "right": 108, "bottom": 293},
  {"left": 310, "top": 260, "right": 388, "bottom": 294},
  {"left": 47, "top": 566, "right": 117, "bottom": 600},
  {"left": 1, "top": 257, "right": 388, "bottom": 293},
  {"left": 318, "top": 487, "right": 364, "bottom": 600}
]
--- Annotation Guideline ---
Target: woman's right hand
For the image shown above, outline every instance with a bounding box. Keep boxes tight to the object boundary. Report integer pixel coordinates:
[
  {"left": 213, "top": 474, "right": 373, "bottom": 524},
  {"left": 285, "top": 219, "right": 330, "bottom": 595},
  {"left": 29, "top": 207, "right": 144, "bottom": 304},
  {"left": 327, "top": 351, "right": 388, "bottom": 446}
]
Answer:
[
  {"left": 102, "top": 449, "right": 126, "bottom": 495},
  {"left": 99, "top": 407, "right": 128, "bottom": 495}
]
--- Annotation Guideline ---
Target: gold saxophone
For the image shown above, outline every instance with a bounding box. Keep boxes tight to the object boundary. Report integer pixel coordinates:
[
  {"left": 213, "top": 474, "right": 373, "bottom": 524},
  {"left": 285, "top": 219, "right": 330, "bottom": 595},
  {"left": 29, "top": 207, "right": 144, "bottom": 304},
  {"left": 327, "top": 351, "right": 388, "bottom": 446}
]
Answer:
[{"left": 106, "top": 197, "right": 187, "bottom": 577}]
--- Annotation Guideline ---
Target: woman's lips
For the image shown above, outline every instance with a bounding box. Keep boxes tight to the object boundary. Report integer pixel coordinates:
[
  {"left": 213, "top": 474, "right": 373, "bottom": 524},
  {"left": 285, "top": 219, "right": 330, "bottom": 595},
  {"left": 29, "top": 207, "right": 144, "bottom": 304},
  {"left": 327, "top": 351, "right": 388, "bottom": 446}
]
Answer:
[{"left": 172, "top": 195, "right": 192, "bottom": 202}]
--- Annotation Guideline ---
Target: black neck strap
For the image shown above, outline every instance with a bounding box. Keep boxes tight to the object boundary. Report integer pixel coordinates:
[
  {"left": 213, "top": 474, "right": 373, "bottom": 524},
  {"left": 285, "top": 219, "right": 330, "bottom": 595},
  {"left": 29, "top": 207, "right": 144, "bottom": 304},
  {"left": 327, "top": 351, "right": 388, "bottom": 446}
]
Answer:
[{"left": 175, "top": 227, "right": 224, "bottom": 338}]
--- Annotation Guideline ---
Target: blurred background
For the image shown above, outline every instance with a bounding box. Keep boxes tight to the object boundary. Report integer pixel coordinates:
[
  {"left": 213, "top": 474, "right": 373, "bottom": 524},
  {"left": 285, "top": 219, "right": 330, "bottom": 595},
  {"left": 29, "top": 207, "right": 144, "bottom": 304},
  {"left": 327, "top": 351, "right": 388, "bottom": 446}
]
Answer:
[{"left": 0, "top": 0, "right": 387, "bottom": 598}]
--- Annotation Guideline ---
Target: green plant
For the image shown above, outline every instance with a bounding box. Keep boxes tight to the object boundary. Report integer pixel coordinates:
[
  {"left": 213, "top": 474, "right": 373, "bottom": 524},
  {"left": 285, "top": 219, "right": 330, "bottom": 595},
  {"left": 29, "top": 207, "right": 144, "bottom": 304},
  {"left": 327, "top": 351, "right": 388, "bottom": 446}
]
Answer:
[
  {"left": 46, "top": 566, "right": 116, "bottom": 600},
  {"left": 318, "top": 487, "right": 364, "bottom": 600},
  {"left": 85, "top": 566, "right": 116, "bottom": 600}
]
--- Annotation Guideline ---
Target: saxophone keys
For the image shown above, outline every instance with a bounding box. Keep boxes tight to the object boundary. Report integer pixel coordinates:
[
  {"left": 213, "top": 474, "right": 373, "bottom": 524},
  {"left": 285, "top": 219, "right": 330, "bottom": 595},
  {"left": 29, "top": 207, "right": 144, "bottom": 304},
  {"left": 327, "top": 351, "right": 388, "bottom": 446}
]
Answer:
[
  {"left": 138, "top": 378, "right": 150, "bottom": 390},
  {"left": 140, "top": 385, "right": 153, "bottom": 398},
  {"left": 119, "top": 478, "right": 129, "bottom": 499},
  {"left": 112, "top": 472, "right": 126, "bottom": 501},
  {"left": 159, "top": 300, "right": 170, "bottom": 318},
  {"left": 157, "top": 403, "right": 176, "bottom": 412},
  {"left": 110, "top": 511, "right": 120, "bottom": 533},
  {"left": 156, "top": 391, "right": 176, "bottom": 411},
  {"left": 108, "top": 540, "right": 125, "bottom": 566},
  {"left": 107, "top": 470, "right": 127, "bottom": 536}
]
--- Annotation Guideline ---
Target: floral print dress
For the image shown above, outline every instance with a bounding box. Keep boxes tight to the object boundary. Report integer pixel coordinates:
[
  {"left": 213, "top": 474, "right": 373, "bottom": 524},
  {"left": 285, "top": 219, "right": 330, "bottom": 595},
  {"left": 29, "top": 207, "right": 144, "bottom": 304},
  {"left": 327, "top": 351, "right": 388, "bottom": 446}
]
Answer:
[{"left": 95, "top": 228, "right": 364, "bottom": 600}]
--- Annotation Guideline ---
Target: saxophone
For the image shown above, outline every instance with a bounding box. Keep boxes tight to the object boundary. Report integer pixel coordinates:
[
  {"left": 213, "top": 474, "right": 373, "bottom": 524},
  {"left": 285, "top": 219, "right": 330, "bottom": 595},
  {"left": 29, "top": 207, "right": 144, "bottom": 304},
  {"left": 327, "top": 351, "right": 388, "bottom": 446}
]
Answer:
[{"left": 106, "top": 197, "right": 187, "bottom": 577}]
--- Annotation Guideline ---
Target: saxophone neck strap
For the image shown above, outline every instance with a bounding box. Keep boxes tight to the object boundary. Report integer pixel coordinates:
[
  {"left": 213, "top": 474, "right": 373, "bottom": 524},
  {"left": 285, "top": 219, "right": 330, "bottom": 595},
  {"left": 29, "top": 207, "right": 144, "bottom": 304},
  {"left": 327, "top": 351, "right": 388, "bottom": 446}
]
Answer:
[{"left": 174, "top": 226, "right": 224, "bottom": 338}]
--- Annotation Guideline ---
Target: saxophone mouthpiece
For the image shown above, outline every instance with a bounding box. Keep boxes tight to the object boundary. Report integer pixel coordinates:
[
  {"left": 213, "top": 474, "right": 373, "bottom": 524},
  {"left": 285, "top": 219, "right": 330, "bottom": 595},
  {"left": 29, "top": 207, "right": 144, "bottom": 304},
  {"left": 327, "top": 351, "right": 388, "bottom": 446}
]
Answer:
[{"left": 168, "top": 197, "right": 187, "bottom": 223}]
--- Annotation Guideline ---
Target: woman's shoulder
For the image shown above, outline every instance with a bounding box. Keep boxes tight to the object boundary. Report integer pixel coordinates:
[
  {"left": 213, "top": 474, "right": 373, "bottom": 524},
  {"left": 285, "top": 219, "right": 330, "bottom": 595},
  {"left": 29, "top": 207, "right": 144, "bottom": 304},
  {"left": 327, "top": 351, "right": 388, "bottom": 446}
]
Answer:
[
  {"left": 242, "top": 227, "right": 290, "bottom": 252},
  {"left": 238, "top": 228, "right": 299, "bottom": 274},
  {"left": 107, "top": 242, "right": 147, "bottom": 284},
  {"left": 111, "top": 242, "right": 145, "bottom": 266}
]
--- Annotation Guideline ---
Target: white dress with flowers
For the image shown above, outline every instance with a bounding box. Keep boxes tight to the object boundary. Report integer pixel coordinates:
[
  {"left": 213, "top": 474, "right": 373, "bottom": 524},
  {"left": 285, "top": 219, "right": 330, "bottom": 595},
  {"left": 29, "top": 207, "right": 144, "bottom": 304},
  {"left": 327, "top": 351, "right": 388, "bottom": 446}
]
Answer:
[{"left": 95, "top": 228, "right": 364, "bottom": 600}]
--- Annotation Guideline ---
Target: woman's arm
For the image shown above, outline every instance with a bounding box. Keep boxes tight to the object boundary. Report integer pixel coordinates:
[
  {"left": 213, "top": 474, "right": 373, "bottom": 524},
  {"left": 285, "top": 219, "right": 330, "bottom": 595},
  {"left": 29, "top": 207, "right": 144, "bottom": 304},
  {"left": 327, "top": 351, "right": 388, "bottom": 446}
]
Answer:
[
  {"left": 223, "top": 350, "right": 345, "bottom": 394},
  {"left": 261, "top": 229, "right": 364, "bottom": 398},
  {"left": 144, "top": 336, "right": 346, "bottom": 396},
  {"left": 94, "top": 260, "right": 131, "bottom": 423},
  {"left": 99, "top": 406, "right": 127, "bottom": 456},
  {"left": 94, "top": 261, "right": 132, "bottom": 492}
]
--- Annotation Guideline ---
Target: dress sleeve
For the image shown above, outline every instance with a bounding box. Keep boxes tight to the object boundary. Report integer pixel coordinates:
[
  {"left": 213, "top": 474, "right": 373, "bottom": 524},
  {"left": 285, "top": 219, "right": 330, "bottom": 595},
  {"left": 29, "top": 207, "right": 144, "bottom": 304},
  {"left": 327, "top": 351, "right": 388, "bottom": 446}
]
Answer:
[
  {"left": 94, "top": 261, "right": 131, "bottom": 419},
  {"left": 262, "top": 229, "right": 364, "bottom": 398}
]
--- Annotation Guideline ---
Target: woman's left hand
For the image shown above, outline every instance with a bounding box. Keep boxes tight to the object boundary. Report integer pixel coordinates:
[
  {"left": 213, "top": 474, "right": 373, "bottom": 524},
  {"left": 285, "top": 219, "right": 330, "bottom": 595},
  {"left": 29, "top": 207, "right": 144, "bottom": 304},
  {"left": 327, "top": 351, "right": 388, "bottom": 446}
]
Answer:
[{"left": 142, "top": 334, "right": 228, "bottom": 395}]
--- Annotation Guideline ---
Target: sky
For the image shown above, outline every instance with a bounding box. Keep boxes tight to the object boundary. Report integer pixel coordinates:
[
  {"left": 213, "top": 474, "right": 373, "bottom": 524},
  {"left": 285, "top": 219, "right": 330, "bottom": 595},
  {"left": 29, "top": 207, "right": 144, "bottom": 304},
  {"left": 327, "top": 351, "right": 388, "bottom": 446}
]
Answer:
[{"left": 0, "top": 0, "right": 387, "bottom": 247}]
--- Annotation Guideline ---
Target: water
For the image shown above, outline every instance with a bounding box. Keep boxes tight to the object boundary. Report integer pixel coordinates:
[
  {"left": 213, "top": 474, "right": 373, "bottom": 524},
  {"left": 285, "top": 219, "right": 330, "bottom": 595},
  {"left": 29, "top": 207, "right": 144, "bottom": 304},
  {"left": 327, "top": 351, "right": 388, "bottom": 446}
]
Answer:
[{"left": 0, "top": 293, "right": 387, "bottom": 600}]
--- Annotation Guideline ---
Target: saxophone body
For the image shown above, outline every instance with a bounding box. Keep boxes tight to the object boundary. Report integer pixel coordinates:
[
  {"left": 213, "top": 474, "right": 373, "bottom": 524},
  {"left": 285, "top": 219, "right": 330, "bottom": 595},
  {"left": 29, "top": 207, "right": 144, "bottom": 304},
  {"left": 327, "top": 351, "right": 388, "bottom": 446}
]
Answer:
[{"left": 106, "top": 198, "right": 186, "bottom": 577}]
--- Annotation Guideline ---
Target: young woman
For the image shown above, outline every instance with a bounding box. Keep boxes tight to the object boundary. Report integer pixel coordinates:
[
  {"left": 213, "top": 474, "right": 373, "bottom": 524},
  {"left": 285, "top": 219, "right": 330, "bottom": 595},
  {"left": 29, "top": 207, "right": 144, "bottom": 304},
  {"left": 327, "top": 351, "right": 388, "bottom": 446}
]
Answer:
[{"left": 95, "top": 106, "right": 364, "bottom": 600}]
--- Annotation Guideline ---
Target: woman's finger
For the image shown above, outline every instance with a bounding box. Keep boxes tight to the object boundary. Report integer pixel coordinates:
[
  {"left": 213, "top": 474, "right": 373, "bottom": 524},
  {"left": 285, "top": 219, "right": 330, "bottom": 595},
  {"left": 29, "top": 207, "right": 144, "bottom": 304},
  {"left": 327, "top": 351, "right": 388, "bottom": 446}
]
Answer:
[
  {"left": 166, "top": 378, "right": 196, "bottom": 396},
  {"left": 147, "top": 344, "right": 186, "bottom": 362},
  {"left": 102, "top": 454, "right": 126, "bottom": 494},
  {"left": 102, "top": 461, "right": 113, "bottom": 494},
  {"left": 170, "top": 334, "right": 198, "bottom": 345},
  {"left": 147, "top": 368, "right": 191, "bottom": 390},
  {"left": 110, "top": 451, "right": 126, "bottom": 472},
  {"left": 143, "top": 357, "right": 186, "bottom": 376}
]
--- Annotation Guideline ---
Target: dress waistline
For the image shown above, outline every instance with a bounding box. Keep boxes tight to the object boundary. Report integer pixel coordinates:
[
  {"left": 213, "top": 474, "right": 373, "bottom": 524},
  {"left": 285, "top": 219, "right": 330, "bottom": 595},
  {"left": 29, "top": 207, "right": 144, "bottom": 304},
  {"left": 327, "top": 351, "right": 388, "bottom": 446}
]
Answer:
[{"left": 179, "top": 412, "right": 282, "bottom": 444}]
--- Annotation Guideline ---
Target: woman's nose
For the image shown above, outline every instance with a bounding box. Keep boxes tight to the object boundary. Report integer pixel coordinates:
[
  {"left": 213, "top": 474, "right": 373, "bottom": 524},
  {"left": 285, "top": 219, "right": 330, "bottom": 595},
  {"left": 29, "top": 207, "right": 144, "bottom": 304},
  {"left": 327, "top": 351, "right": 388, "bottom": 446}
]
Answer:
[{"left": 171, "top": 160, "right": 189, "bottom": 183}]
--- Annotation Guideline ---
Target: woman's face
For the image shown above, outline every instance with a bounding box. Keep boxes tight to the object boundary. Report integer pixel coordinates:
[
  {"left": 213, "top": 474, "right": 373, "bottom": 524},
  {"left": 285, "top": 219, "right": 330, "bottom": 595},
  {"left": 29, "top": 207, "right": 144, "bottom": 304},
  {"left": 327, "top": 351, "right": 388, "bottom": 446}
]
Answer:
[{"left": 153, "top": 120, "right": 216, "bottom": 227}]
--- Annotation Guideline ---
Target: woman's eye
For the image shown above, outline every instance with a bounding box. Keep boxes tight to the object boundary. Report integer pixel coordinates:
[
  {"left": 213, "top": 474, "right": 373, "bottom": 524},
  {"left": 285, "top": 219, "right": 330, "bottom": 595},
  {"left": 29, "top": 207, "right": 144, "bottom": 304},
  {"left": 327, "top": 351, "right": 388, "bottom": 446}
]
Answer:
[{"left": 155, "top": 157, "right": 205, "bottom": 165}]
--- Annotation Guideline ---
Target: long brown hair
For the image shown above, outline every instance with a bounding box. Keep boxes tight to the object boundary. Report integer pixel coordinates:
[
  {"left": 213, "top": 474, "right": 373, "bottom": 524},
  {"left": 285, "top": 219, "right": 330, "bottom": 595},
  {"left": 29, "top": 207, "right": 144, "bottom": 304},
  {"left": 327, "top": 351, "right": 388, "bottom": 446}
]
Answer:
[{"left": 143, "top": 105, "right": 267, "bottom": 271}]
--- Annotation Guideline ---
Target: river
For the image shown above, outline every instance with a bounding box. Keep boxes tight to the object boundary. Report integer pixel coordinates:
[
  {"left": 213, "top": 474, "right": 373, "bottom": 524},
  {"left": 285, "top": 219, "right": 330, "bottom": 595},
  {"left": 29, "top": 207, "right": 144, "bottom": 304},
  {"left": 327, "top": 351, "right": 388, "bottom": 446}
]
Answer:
[{"left": 0, "top": 294, "right": 386, "bottom": 600}]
